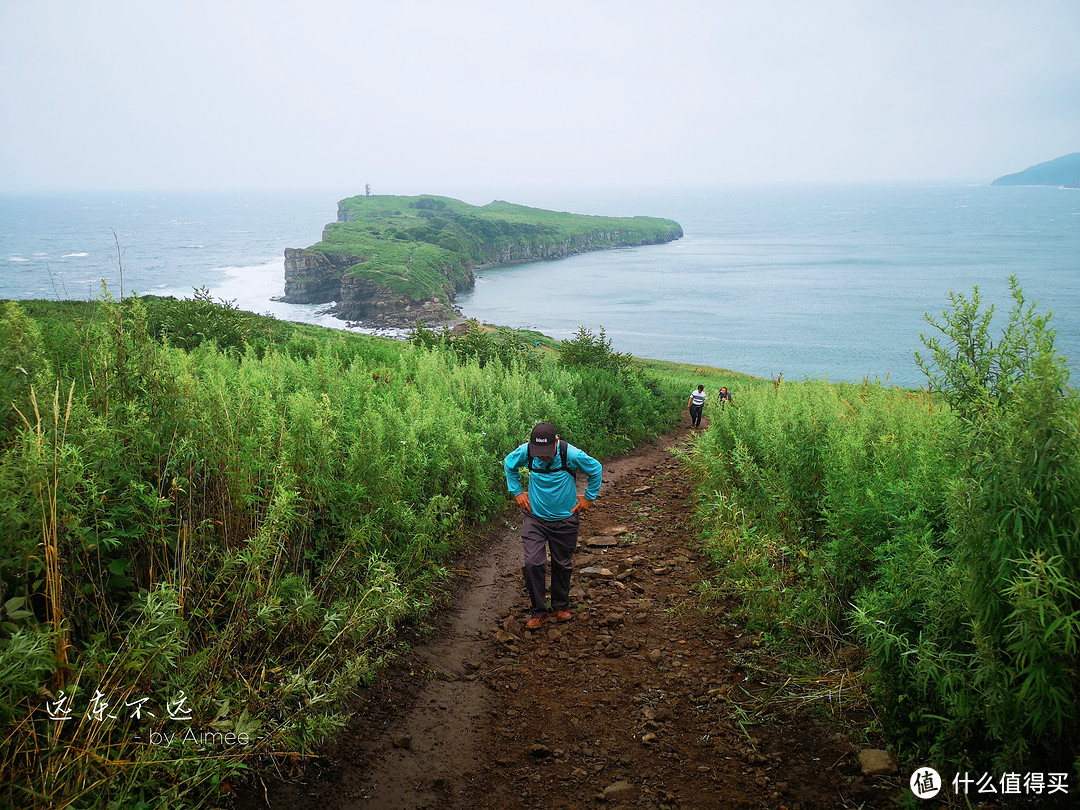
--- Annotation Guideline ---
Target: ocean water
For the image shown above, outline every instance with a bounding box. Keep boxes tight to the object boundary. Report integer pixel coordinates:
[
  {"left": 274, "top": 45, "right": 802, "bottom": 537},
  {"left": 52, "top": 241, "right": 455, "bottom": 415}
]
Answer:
[
  {"left": 458, "top": 184, "right": 1080, "bottom": 388},
  {"left": 3, "top": 185, "right": 1078, "bottom": 387},
  {"left": 0, "top": 190, "right": 378, "bottom": 333}
]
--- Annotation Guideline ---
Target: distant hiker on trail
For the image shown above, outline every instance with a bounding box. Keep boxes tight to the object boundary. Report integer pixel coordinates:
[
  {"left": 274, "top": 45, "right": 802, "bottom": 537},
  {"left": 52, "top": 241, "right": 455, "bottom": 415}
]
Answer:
[
  {"left": 688, "top": 385, "right": 707, "bottom": 428},
  {"left": 504, "top": 422, "right": 603, "bottom": 630},
  {"left": 718, "top": 386, "right": 734, "bottom": 409}
]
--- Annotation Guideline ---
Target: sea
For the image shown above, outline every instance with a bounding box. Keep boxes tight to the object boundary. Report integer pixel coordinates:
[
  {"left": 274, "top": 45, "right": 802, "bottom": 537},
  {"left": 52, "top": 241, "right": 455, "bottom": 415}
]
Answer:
[{"left": 2, "top": 185, "right": 1078, "bottom": 389}]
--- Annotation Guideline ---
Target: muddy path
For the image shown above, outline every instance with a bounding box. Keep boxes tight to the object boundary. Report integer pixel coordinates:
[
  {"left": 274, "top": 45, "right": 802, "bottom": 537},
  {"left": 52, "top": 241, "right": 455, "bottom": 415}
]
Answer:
[{"left": 237, "top": 417, "right": 903, "bottom": 809}]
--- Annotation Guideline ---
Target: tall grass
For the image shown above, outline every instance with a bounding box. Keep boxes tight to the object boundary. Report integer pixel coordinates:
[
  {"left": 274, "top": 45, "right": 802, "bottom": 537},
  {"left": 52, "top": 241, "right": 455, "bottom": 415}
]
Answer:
[
  {"left": 689, "top": 280, "right": 1079, "bottom": 781},
  {"left": 691, "top": 376, "right": 953, "bottom": 635},
  {"left": 0, "top": 294, "right": 676, "bottom": 807}
]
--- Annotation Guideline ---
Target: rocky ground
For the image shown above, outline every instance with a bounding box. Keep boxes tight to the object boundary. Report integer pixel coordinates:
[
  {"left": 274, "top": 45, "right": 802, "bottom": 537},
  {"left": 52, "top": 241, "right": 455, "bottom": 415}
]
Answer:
[{"left": 235, "top": 417, "right": 910, "bottom": 809}]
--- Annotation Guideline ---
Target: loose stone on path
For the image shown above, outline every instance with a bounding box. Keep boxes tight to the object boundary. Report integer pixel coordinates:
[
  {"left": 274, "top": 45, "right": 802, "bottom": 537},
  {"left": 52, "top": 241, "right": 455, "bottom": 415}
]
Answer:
[{"left": 584, "top": 535, "right": 619, "bottom": 548}]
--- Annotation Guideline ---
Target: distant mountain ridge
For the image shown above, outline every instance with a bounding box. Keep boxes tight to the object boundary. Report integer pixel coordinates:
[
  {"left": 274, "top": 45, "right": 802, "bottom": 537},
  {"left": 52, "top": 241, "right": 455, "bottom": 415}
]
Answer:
[{"left": 992, "top": 152, "right": 1080, "bottom": 188}]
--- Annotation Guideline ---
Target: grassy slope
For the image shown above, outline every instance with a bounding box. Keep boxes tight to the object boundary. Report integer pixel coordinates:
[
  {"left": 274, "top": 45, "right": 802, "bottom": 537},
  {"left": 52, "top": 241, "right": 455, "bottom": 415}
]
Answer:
[{"left": 0, "top": 298, "right": 698, "bottom": 807}]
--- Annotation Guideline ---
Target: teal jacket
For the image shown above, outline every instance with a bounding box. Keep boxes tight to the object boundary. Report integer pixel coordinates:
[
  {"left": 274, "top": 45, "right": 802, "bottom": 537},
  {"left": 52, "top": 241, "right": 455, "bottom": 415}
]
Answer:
[{"left": 504, "top": 439, "right": 603, "bottom": 521}]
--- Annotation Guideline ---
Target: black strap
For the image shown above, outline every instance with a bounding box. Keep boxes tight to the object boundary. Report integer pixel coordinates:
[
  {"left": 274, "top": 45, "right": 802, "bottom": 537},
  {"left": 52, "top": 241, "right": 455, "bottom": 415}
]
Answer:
[{"left": 527, "top": 440, "right": 576, "bottom": 479}]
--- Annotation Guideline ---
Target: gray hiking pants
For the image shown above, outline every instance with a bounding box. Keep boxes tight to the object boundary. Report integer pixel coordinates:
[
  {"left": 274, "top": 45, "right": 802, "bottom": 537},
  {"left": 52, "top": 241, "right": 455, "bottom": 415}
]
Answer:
[{"left": 521, "top": 512, "right": 579, "bottom": 617}]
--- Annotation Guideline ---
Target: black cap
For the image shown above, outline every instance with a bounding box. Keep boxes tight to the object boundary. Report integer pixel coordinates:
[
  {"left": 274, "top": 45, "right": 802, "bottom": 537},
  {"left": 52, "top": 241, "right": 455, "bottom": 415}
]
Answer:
[{"left": 529, "top": 422, "right": 557, "bottom": 455}]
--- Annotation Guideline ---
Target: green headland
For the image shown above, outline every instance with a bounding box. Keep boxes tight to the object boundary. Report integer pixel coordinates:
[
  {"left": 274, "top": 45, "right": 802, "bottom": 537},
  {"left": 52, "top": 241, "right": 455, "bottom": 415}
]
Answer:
[{"left": 282, "top": 194, "right": 683, "bottom": 326}]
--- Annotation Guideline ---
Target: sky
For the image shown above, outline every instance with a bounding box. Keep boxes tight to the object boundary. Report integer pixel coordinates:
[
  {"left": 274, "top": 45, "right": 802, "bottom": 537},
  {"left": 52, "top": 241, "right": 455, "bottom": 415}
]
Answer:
[{"left": 1, "top": 0, "right": 1078, "bottom": 193}]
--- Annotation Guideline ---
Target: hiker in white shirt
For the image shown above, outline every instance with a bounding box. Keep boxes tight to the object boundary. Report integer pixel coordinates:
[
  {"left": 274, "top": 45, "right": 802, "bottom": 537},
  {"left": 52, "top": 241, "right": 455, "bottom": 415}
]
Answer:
[{"left": 688, "top": 385, "right": 707, "bottom": 428}]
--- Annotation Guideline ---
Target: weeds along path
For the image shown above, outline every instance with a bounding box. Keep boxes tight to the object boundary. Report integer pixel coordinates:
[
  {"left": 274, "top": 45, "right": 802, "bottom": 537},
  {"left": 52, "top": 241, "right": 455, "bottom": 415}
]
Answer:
[{"left": 238, "top": 416, "right": 901, "bottom": 809}]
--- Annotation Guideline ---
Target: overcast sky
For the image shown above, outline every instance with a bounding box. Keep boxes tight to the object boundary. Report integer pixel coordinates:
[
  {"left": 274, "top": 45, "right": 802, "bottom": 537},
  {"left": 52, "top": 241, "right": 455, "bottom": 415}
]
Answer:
[{"left": 1, "top": 0, "right": 1078, "bottom": 193}]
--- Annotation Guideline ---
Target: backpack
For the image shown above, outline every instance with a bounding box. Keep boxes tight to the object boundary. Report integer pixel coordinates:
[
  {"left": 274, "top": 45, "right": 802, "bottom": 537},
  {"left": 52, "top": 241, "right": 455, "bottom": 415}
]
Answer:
[{"left": 526, "top": 440, "right": 576, "bottom": 479}]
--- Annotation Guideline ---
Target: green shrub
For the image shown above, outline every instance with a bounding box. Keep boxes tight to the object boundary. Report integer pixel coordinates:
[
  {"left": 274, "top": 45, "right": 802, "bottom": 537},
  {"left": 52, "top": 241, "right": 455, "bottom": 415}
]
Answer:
[
  {"left": 558, "top": 325, "right": 631, "bottom": 374},
  {"left": 858, "top": 279, "right": 1080, "bottom": 772},
  {"left": 142, "top": 288, "right": 257, "bottom": 352}
]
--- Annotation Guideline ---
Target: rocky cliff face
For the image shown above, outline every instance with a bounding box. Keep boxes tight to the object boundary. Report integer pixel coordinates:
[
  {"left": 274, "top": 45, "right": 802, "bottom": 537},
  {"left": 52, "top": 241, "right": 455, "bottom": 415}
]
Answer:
[
  {"left": 282, "top": 248, "right": 350, "bottom": 305},
  {"left": 283, "top": 247, "right": 472, "bottom": 328},
  {"left": 334, "top": 271, "right": 471, "bottom": 327},
  {"left": 474, "top": 229, "right": 678, "bottom": 268}
]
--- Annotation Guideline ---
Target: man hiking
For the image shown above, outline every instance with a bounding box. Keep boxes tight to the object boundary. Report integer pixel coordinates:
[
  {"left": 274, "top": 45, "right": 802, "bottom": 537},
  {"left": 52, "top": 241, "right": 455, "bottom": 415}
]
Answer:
[
  {"left": 688, "top": 384, "right": 707, "bottom": 427},
  {"left": 504, "top": 422, "right": 603, "bottom": 630}
]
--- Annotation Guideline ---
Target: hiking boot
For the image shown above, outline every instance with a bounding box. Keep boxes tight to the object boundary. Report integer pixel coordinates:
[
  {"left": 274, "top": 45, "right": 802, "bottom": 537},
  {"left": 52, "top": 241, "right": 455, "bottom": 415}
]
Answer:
[
  {"left": 554, "top": 610, "right": 572, "bottom": 623},
  {"left": 525, "top": 615, "right": 548, "bottom": 630}
]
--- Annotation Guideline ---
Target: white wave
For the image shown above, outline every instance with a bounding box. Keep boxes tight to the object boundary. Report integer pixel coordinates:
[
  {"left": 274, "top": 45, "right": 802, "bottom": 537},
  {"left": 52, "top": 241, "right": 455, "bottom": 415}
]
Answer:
[
  {"left": 61, "top": 252, "right": 89, "bottom": 258},
  {"left": 9, "top": 256, "right": 29, "bottom": 262},
  {"left": 203, "top": 259, "right": 409, "bottom": 338}
]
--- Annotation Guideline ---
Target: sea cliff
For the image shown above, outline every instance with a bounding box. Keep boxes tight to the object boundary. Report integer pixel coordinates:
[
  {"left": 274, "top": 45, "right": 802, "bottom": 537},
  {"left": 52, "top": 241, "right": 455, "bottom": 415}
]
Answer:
[{"left": 283, "top": 194, "right": 683, "bottom": 327}]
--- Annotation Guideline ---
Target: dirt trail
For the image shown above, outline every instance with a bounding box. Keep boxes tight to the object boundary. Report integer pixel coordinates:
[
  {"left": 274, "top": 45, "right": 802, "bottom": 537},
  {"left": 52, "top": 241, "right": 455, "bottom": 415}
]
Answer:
[{"left": 238, "top": 418, "right": 902, "bottom": 809}]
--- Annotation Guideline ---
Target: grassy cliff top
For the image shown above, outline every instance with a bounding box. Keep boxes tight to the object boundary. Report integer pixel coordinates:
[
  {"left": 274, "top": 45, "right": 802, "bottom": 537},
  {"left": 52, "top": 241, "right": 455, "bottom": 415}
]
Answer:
[
  {"left": 332, "top": 194, "right": 682, "bottom": 248},
  {"left": 306, "top": 194, "right": 683, "bottom": 300}
]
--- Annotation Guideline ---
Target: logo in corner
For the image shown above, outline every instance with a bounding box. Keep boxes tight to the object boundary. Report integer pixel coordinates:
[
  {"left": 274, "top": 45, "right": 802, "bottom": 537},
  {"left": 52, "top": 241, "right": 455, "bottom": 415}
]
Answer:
[{"left": 910, "top": 766, "right": 942, "bottom": 799}]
